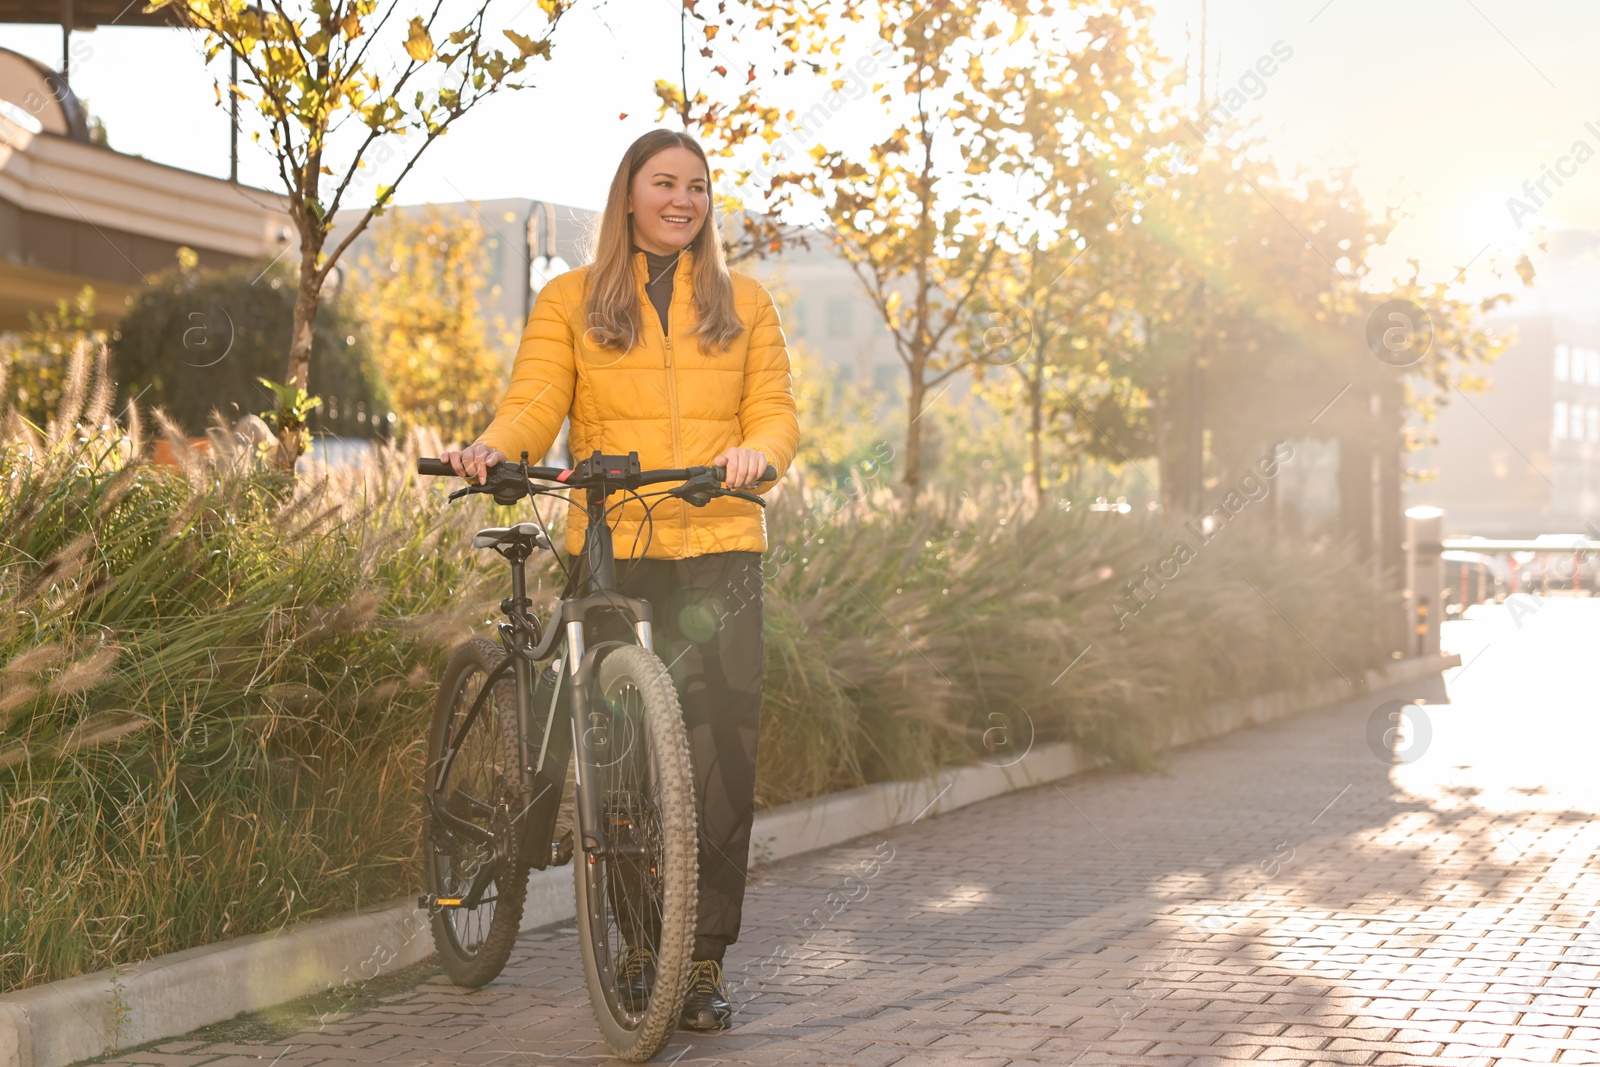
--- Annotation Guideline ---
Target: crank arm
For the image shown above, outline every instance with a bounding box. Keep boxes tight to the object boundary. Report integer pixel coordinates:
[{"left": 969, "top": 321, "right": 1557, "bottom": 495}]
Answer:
[
  {"left": 426, "top": 792, "right": 496, "bottom": 846},
  {"left": 460, "top": 855, "right": 501, "bottom": 909}
]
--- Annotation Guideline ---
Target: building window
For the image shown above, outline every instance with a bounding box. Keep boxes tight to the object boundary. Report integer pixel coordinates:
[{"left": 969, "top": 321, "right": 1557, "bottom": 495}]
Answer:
[
  {"left": 1555, "top": 401, "right": 1569, "bottom": 439},
  {"left": 1556, "top": 344, "right": 1570, "bottom": 381},
  {"left": 1590, "top": 407, "right": 1599, "bottom": 442},
  {"left": 788, "top": 299, "right": 806, "bottom": 338},
  {"left": 826, "top": 298, "right": 853, "bottom": 337},
  {"left": 1588, "top": 351, "right": 1599, "bottom": 386}
]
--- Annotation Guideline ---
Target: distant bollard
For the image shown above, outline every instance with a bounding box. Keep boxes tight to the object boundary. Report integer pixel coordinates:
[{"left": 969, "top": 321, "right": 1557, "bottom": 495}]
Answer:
[
  {"left": 1366, "top": 699, "right": 1432, "bottom": 765},
  {"left": 1405, "top": 507, "right": 1445, "bottom": 657}
]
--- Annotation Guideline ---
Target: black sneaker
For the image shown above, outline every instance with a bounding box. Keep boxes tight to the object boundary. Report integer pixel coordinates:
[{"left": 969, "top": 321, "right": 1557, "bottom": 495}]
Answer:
[
  {"left": 617, "top": 948, "right": 655, "bottom": 1013},
  {"left": 679, "top": 959, "right": 732, "bottom": 1032}
]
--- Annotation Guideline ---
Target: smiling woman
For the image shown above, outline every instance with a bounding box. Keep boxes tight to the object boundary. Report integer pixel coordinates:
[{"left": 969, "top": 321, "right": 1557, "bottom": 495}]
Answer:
[{"left": 437, "top": 128, "right": 800, "bottom": 1035}]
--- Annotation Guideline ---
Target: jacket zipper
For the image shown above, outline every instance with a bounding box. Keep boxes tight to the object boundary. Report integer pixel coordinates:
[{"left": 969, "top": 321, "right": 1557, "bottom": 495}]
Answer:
[{"left": 659, "top": 277, "right": 690, "bottom": 556}]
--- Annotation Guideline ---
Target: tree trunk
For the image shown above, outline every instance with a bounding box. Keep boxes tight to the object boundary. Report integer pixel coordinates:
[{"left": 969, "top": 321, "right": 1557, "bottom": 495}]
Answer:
[
  {"left": 1374, "top": 380, "right": 1407, "bottom": 658},
  {"left": 1157, "top": 368, "right": 1200, "bottom": 518},
  {"left": 286, "top": 267, "right": 323, "bottom": 391},
  {"left": 275, "top": 257, "right": 325, "bottom": 470},
  {"left": 903, "top": 361, "right": 926, "bottom": 500},
  {"left": 1184, "top": 348, "right": 1205, "bottom": 515},
  {"left": 1338, "top": 402, "right": 1376, "bottom": 567},
  {"left": 1027, "top": 364, "right": 1043, "bottom": 508},
  {"left": 1154, "top": 373, "right": 1174, "bottom": 513}
]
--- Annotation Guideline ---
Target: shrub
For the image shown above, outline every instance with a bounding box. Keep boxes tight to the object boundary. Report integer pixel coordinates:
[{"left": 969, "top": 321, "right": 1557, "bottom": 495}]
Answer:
[{"left": 110, "top": 259, "right": 389, "bottom": 438}]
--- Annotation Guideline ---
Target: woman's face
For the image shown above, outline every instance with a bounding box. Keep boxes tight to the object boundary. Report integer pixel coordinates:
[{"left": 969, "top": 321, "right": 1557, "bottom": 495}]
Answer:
[{"left": 628, "top": 145, "right": 709, "bottom": 256}]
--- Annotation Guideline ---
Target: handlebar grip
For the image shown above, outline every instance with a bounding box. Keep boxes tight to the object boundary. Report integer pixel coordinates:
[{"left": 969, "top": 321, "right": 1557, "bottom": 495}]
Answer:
[
  {"left": 417, "top": 458, "right": 453, "bottom": 477},
  {"left": 712, "top": 463, "right": 780, "bottom": 484}
]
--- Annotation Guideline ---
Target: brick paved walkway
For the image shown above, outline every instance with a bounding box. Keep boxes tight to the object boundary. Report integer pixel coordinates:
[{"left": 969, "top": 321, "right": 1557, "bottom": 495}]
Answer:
[{"left": 102, "top": 599, "right": 1600, "bottom": 1065}]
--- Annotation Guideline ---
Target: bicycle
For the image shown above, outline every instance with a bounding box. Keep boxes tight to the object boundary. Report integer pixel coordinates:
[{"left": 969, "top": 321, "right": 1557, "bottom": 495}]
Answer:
[{"left": 414, "top": 449, "right": 774, "bottom": 1061}]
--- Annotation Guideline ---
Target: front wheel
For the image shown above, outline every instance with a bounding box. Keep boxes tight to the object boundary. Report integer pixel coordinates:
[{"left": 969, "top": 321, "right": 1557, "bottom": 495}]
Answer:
[{"left": 574, "top": 644, "right": 698, "bottom": 1062}]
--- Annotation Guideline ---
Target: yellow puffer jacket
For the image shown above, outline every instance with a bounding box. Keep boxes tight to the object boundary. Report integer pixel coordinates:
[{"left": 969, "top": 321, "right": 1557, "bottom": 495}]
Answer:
[{"left": 475, "top": 249, "right": 800, "bottom": 560}]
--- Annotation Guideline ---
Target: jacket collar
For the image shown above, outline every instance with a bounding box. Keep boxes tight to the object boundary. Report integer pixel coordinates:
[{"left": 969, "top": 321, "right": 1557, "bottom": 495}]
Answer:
[{"left": 630, "top": 245, "right": 695, "bottom": 285}]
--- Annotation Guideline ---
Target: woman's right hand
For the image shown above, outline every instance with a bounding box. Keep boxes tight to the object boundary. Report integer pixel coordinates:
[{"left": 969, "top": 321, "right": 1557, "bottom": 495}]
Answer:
[{"left": 441, "top": 442, "right": 506, "bottom": 485}]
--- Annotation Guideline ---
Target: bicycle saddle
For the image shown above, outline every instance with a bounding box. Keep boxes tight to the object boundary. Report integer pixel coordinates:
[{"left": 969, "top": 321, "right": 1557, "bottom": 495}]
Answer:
[{"left": 471, "top": 523, "right": 553, "bottom": 550}]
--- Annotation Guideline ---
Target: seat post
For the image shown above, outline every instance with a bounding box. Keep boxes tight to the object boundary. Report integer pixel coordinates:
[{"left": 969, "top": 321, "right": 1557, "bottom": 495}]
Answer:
[{"left": 508, "top": 547, "right": 529, "bottom": 613}]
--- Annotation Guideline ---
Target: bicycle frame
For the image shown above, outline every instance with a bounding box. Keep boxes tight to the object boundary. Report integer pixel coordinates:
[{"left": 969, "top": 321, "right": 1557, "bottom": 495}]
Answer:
[{"left": 429, "top": 473, "right": 657, "bottom": 890}]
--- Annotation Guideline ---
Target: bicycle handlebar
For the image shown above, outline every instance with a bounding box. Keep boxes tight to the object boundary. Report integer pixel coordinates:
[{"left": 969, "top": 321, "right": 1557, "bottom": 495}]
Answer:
[
  {"left": 416, "top": 454, "right": 777, "bottom": 491},
  {"left": 416, "top": 454, "right": 771, "bottom": 483}
]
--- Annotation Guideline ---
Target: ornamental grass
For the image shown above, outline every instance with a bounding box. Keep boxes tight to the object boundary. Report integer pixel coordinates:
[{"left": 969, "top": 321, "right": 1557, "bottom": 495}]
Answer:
[{"left": 0, "top": 346, "right": 1377, "bottom": 992}]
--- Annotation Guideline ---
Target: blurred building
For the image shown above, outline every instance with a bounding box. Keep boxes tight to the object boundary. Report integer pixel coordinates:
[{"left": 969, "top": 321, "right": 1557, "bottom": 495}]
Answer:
[
  {"left": 1406, "top": 312, "right": 1600, "bottom": 538},
  {"left": 0, "top": 45, "right": 289, "bottom": 330},
  {"left": 739, "top": 235, "right": 902, "bottom": 397}
]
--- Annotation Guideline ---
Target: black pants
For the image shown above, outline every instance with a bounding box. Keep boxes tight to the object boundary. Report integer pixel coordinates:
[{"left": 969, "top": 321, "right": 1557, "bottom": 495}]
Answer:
[{"left": 578, "top": 550, "right": 764, "bottom": 962}]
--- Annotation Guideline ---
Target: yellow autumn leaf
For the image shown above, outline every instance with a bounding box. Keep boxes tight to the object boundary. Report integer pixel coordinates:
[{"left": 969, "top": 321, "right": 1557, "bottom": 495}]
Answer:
[
  {"left": 403, "top": 17, "right": 435, "bottom": 62},
  {"left": 503, "top": 28, "right": 543, "bottom": 58}
]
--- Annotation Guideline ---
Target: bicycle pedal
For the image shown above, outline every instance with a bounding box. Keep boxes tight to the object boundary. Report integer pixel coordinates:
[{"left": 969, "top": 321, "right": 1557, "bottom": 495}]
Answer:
[
  {"left": 418, "top": 893, "right": 467, "bottom": 910},
  {"left": 552, "top": 830, "right": 574, "bottom": 867}
]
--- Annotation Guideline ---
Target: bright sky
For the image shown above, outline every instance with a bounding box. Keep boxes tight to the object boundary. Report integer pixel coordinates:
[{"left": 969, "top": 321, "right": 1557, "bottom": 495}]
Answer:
[{"left": 5, "top": 0, "right": 1598, "bottom": 296}]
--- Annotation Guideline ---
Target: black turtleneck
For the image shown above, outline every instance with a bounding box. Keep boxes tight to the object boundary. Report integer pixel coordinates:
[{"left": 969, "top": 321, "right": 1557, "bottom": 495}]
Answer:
[{"left": 634, "top": 244, "right": 681, "bottom": 336}]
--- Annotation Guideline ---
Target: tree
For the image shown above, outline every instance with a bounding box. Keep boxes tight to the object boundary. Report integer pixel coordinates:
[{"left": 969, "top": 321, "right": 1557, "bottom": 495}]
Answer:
[
  {"left": 753, "top": 0, "right": 1082, "bottom": 495},
  {"left": 667, "top": 3, "right": 1130, "bottom": 493},
  {"left": 156, "top": 0, "right": 569, "bottom": 467},
  {"left": 111, "top": 257, "right": 388, "bottom": 438},
  {"left": 963, "top": 3, "right": 1163, "bottom": 505},
  {"left": 1113, "top": 141, "right": 1378, "bottom": 513},
  {"left": 1121, "top": 133, "right": 1508, "bottom": 546},
  {"left": 350, "top": 205, "right": 512, "bottom": 445}
]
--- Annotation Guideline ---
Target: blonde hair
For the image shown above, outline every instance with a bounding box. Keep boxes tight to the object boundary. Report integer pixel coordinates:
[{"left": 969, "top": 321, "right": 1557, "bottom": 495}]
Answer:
[{"left": 584, "top": 129, "right": 742, "bottom": 353}]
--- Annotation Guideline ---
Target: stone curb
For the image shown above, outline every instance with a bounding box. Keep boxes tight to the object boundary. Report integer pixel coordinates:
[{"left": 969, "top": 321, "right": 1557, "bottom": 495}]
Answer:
[{"left": 0, "top": 653, "right": 1459, "bottom": 1067}]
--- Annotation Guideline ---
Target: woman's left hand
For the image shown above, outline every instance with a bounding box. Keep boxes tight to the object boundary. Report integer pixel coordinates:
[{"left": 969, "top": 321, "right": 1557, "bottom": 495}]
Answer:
[{"left": 714, "top": 446, "right": 768, "bottom": 489}]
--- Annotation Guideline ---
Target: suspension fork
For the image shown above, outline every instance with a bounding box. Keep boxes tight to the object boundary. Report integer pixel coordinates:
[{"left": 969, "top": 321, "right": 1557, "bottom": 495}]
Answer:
[
  {"left": 566, "top": 609, "right": 654, "bottom": 860},
  {"left": 567, "top": 619, "right": 605, "bottom": 858}
]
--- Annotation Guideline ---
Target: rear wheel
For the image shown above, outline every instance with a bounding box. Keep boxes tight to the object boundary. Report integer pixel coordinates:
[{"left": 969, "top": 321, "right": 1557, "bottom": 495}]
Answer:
[
  {"left": 574, "top": 644, "right": 698, "bottom": 1062},
  {"left": 422, "top": 638, "right": 529, "bottom": 988}
]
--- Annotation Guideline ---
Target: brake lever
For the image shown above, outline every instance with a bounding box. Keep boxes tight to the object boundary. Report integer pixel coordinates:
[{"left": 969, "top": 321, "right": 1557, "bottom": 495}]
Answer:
[
  {"left": 671, "top": 470, "right": 720, "bottom": 508},
  {"left": 448, "top": 477, "right": 499, "bottom": 503},
  {"left": 724, "top": 488, "right": 767, "bottom": 508}
]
